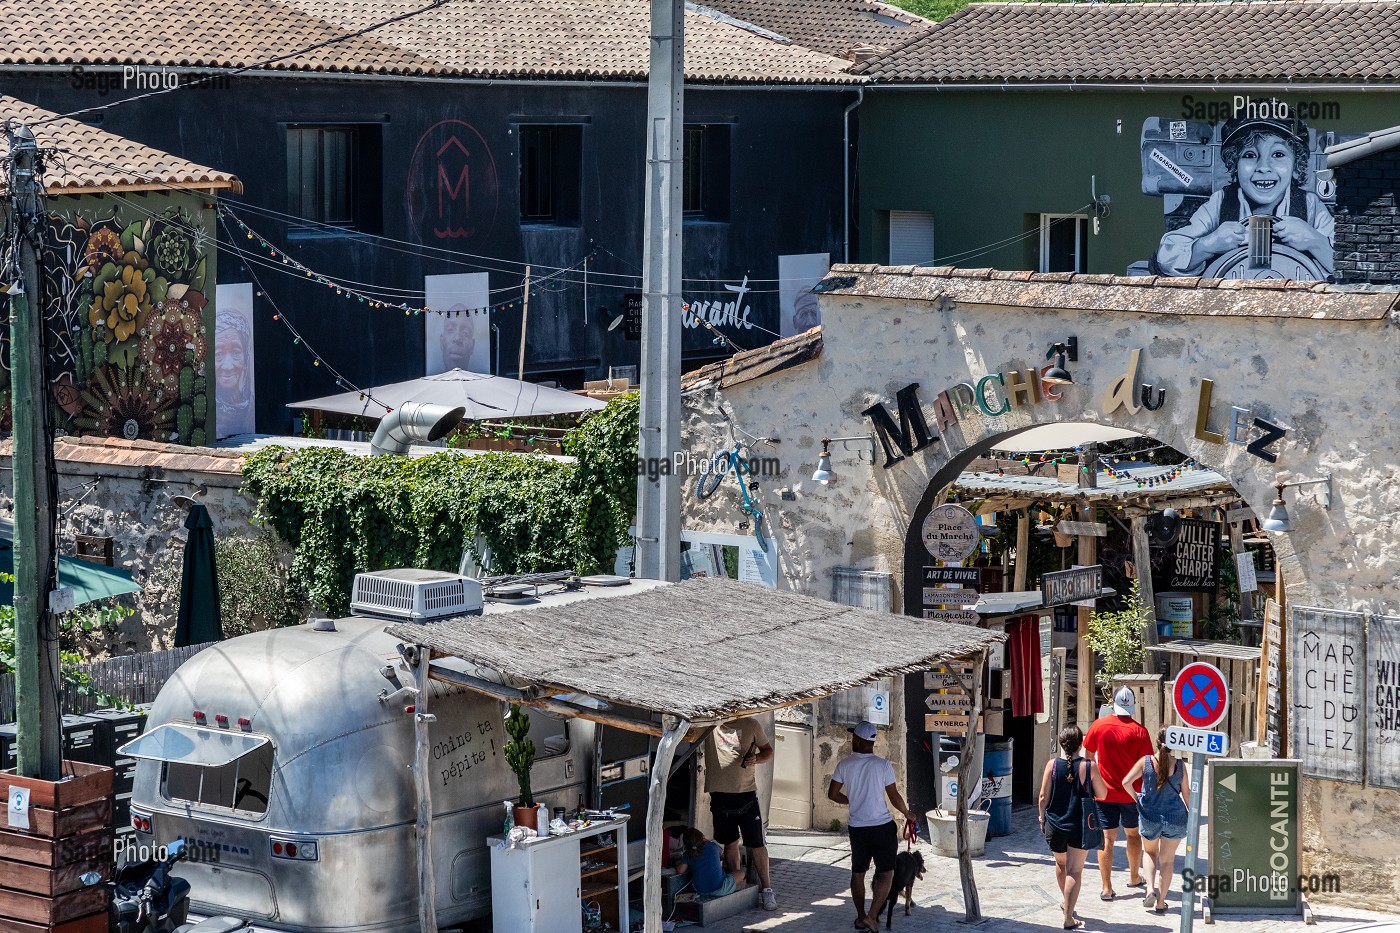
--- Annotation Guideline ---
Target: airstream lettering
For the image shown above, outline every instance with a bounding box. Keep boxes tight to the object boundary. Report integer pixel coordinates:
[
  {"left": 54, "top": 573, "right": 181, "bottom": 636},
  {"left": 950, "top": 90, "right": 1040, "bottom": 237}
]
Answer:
[{"left": 120, "top": 571, "right": 647, "bottom": 932}]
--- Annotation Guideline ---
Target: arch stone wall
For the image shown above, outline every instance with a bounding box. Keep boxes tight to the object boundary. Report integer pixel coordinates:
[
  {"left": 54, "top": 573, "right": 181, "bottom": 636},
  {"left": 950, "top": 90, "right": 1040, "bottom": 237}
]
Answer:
[{"left": 681, "top": 266, "right": 1400, "bottom": 908}]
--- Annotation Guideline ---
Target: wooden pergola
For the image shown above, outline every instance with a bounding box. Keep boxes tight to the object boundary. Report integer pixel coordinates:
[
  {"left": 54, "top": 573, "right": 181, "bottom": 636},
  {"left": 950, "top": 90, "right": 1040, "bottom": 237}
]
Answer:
[{"left": 386, "top": 576, "right": 1004, "bottom": 933}]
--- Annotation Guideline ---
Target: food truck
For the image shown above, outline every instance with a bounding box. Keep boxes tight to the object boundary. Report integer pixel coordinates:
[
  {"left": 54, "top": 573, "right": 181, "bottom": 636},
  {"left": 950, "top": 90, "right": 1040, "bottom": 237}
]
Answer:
[{"left": 120, "top": 570, "right": 646, "bottom": 931}]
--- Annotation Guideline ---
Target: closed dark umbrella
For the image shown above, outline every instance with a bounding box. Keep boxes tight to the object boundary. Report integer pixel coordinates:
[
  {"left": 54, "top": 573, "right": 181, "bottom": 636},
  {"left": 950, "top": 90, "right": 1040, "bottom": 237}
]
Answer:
[{"left": 175, "top": 503, "right": 222, "bottom": 646}]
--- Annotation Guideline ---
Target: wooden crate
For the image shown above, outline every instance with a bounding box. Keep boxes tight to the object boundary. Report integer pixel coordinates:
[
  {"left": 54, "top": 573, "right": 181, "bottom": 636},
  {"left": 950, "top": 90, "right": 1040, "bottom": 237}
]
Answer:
[
  {"left": 0, "top": 912, "right": 107, "bottom": 933},
  {"left": 1, "top": 763, "right": 113, "bottom": 933}
]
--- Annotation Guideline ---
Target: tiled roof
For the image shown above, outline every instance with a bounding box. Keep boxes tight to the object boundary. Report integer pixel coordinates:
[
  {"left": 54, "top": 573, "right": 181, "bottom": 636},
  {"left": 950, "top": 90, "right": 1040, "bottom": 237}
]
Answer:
[
  {"left": 0, "top": 96, "right": 240, "bottom": 195},
  {"left": 683, "top": 325, "right": 823, "bottom": 389},
  {"left": 857, "top": 0, "right": 1400, "bottom": 84},
  {"left": 702, "top": 0, "right": 931, "bottom": 59},
  {"left": 0, "top": 0, "right": 858, "bottom": 84},
  {"left": 0, "top": 437, "right": 247, "bottom": 477},
  {"left": 816, "top": 264, "right": 1400, "bottom": 320}
]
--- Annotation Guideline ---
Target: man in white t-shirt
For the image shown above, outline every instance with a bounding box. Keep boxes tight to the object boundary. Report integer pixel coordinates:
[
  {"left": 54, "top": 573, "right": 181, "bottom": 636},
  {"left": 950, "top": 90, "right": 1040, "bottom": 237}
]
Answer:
[{"left": 827, "top": 721, "right": 915, "bottom": 933}]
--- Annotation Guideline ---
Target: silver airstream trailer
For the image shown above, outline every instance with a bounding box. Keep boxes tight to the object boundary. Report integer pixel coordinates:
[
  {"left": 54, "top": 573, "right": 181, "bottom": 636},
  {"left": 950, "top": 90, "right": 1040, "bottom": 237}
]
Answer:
[{"left": 121, "top": 570, "right": 643, "bottom": 932}]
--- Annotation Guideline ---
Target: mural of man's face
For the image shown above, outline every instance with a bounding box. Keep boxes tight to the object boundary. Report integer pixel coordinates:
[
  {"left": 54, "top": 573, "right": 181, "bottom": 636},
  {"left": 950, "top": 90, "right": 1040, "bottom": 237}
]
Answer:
[
  {"left": 216, "top": 328, "right": 246, "bottom": 391},
  {"left": 441, "top": 315, "right": 477, "bottom": 369},
  {"left": 1238, "top": 133, "right": 1293, "bottom": 213}
]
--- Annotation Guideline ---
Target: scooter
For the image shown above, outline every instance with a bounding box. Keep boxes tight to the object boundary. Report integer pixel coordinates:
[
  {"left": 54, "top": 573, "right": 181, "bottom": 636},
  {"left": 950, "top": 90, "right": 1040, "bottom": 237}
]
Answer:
[{"left": 82, "top": 839, "right": 250, "bottom": 933}]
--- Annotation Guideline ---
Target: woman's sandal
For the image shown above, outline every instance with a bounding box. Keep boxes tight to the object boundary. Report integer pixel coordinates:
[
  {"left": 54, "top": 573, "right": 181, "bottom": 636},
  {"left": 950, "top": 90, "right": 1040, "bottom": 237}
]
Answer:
[
  {"left": 1154, "top": 901, "right": 1168, "bottom": 914},
  {"left": 1063, "top": 919, "right": 1085, "bottom": 930}
]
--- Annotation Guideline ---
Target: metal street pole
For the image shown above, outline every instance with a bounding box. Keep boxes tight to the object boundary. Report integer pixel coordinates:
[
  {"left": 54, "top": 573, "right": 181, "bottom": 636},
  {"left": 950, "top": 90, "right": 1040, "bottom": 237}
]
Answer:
[
  {"left": 5, "top": 121, "right": 62, "bottom": 779},
  {"left": 634, "top": 0, "right": 684, "bottom": 582},
  {"left": 1178, "top": 750, "right": 1207, "bottom": 933}
]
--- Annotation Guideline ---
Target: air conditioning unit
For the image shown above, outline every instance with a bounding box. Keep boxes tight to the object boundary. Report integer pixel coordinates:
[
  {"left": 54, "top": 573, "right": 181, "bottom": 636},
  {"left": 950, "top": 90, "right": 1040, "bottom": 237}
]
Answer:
[{"left": 350, "top": 569, "right": 483, "bottom": 622}]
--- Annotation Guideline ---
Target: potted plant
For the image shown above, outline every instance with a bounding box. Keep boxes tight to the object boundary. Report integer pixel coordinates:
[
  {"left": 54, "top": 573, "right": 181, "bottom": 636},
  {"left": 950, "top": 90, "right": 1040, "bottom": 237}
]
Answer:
[
  {"left": 1086, "top": 578, "right": 1151, "bottom": 702},
  {"left": 504, "top": 703, "right": 538, "bottom": 830}
]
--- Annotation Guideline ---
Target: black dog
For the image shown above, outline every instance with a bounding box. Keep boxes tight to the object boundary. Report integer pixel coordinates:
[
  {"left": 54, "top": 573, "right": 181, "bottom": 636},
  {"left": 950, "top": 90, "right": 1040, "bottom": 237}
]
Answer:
[{"left": 883, "top": 850, "right": 926, "bottom": 929}]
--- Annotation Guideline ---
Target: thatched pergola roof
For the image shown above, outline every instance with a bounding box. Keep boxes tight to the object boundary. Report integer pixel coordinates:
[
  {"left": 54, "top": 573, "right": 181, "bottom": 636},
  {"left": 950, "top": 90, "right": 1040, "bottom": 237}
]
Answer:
[{"left": 387, "top": 576, "right": 1003, "bottom": 724}]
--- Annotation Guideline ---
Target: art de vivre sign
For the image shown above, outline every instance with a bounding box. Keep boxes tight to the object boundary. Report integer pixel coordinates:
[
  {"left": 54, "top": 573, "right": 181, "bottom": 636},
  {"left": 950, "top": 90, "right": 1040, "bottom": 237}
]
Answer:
[{"left": 862, "top": 344, "right": 1291, "bottom": 470}]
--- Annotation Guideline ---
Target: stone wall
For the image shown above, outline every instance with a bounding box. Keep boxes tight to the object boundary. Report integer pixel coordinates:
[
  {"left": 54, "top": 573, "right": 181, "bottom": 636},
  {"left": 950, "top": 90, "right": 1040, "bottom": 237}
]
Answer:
[
  {"left": 0, "top": 437, "right": 252, "bottom": 654},
  {"left": 1334, "top": 147, "right": 1400, "bottom": 285},
  {"left": 680, "top": 266, "right": 1400, "bottom": 908}
]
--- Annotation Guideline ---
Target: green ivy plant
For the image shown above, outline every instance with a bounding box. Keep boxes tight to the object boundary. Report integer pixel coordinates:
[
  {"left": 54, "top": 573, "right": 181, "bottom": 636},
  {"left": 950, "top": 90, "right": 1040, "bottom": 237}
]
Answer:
[
  {"left": 504, "top": 703, "right": 536, "bottom": 808},
  {"left": 1087, "top": 578, "right": 1151, "bottom": 695},
  {"left": 242, "top": 393, "right": 639, "bottom": 615}
]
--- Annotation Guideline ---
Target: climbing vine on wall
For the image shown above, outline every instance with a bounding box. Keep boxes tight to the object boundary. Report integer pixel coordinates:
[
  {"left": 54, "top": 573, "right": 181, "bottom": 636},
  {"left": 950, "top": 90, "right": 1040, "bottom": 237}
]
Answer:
[{"left": 242, "top": 393, "right": 639, "bottom": 614}]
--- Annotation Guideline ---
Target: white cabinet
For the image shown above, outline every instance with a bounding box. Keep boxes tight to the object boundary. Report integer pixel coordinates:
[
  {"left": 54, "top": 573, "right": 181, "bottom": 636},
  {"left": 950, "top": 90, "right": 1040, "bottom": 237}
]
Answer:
[{"left": 490, "top": 816, "right": 629, "bottom": 933}]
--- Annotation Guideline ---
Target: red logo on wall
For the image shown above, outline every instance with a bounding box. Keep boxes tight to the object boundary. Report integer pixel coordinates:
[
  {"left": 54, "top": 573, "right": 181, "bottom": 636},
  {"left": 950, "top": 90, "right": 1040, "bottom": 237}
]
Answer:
[{"left": 406, "top": 120, "right": 499, "bottom": 242}]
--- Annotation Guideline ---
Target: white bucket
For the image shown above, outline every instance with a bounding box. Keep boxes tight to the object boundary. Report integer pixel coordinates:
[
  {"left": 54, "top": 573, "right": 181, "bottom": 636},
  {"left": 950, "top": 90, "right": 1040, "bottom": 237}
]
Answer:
[{"left": 925, "top": 809, "right": 989, "bottom": 859}]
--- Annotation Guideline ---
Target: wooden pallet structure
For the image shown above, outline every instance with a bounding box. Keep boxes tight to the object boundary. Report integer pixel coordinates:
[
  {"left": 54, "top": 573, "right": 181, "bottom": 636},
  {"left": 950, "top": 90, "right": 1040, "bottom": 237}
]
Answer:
[{"left": 1, "top": 762, "right": 113, "bottom": 933}]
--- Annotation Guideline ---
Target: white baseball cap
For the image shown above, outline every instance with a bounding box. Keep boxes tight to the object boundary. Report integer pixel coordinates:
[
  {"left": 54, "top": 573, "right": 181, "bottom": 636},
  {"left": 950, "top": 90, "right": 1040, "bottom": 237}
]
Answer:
[
  {"left": 849, "top": 721, "right": 878, "bottom": 741},
  {"left": 1113, "top": 686, "right": 1137, "bottom": 716}
]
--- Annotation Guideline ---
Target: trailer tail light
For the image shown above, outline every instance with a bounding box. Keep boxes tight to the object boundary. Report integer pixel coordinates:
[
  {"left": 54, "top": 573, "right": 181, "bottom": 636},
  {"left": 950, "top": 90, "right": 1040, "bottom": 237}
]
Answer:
[
  {"left": 214, "top": 714, "right": 229, "bottom": 727},
  {"left": 132, "top": 810, "right": 153, "bottom": 834},
  {"left": 192, "top": 710, "right": 206, "bottom": 723},
  {"left": 237, "top": 717, "right": 252, "bottom": 730},
  {"left": 270, "top": 837, "right": 318, "bottom": 861}
]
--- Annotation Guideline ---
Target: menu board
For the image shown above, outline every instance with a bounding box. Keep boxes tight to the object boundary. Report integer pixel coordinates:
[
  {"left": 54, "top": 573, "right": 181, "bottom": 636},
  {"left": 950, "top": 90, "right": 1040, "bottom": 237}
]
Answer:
[
  {"left": 1291, "top": 607, "right": 1365, "bottom": 783},
  {"left": 1367, "top": 615, "right": 1400, "bottom": 790}
]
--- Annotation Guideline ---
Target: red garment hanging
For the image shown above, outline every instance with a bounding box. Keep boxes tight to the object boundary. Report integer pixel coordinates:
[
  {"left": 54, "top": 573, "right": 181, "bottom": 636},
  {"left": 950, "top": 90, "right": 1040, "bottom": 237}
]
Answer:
[{"left": 1008, "top": 615, "right": 1044, "bottom": 717}]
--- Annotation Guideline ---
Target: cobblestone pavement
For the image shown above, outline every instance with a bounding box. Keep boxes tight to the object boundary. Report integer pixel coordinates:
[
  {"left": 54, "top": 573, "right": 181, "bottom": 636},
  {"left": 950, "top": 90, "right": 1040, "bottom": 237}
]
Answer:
[{"left": 696, "top": 809, "right": 1396, "bottom": 933}]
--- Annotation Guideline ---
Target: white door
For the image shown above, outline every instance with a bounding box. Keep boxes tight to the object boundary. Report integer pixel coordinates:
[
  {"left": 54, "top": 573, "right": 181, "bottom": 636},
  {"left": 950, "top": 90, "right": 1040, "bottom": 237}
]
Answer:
[
  {"left": 770, "top": 723, "right": 812, "bottom": 829},
  {"left": 530, "top": 842, "right": 583, "bottom": 933}
]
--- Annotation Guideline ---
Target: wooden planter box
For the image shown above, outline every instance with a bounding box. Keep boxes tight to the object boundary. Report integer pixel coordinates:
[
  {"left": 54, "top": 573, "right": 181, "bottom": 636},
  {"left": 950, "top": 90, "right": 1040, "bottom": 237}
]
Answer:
[{"left": 1, "top": 763, "right": 113, "bottom": 933}]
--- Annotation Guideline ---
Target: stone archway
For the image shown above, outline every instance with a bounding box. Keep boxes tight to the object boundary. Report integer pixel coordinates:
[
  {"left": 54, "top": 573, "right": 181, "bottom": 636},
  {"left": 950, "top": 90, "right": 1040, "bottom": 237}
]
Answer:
[{"left": 680, "top": 265, "right": 1400, "bottom": 908}]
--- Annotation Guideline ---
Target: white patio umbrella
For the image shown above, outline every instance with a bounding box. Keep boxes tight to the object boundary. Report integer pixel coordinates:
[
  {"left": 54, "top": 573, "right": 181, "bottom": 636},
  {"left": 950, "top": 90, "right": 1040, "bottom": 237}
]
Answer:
[{"left": 287, "top": 368, "right": 606, "bottom": 421}]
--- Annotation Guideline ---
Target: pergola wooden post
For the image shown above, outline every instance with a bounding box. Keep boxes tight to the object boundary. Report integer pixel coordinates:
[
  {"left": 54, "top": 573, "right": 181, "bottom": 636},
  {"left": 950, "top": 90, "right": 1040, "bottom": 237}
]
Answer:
[
  {"left": 645, "top": 716, "right": 692, "bottom": 932},
  {"left": 956, "top": 647, "right": 990, "bottom": 923}
]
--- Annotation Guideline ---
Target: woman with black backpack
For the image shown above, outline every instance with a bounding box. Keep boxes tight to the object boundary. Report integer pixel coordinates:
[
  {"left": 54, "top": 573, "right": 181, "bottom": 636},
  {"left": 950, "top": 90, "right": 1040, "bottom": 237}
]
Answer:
[{"left": 1038, "top": 725, "right": 1108, "bottom": 930}]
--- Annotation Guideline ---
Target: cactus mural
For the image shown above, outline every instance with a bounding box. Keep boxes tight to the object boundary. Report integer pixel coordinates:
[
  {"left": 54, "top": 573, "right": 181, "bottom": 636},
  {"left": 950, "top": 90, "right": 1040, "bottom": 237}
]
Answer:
[{"left": 0, "top": 193, "right": 216, "bottom": 445}]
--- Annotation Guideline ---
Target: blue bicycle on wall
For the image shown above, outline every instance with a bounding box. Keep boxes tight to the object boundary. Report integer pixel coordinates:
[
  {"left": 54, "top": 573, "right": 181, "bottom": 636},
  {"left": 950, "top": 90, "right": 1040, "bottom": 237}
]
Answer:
[{"left": 695, "top": 438, "right": 770, "bottom": 553}]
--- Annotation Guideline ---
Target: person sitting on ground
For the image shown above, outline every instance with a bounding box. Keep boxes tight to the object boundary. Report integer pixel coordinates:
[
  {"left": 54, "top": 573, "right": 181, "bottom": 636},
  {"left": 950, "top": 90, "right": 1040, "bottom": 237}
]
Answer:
[{"left": 674, "top": 827, "right": 747, "bottom": 898}]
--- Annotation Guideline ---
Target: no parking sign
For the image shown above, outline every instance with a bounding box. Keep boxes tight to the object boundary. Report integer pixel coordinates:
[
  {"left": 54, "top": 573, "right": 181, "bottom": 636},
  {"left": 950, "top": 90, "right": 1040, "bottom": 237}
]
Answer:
[{"left": 1174, "top": 661, "right": 1230, "bottom": 729}]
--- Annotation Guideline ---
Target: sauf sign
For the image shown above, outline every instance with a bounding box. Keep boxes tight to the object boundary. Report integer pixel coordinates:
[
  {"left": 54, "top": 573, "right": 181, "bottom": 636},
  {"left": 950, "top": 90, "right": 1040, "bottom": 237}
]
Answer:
[{"left": 862, "top": 339, "right": 1292, "bottom": 469}]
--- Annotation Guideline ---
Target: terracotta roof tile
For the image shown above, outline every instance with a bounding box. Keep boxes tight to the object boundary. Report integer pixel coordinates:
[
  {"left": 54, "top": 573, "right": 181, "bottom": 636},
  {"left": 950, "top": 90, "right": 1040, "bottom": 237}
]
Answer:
[
  {"left": 698, "top": 0, "right": 931, "bottom": 59},
  {"left": 682, "top": 325, "right": 823, "bottom": 389},
  {"left": 0, "top": 0, "right": 862, "bottom": 84},
  {"left": 857, "top": 0, "right": 1400, "bottom": 83},
  {"left": 0, "top": 96, "right": 239, "bottom": 195},
  {"left": 822, "top": 263, "right": 1400, "bottom": 320}
]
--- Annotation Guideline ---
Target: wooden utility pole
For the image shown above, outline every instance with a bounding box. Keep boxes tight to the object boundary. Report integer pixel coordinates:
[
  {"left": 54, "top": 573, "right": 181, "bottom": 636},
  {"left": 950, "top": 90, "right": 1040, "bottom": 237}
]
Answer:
[
  {"left": 1131, "top": 514, "right": 1158, "bottom": 647},
  {"left": 6, "top": 121, "right": 62, "bottom": 779},
  {"left": 516, "top": 265, "right": 530, "bottom": 381}
]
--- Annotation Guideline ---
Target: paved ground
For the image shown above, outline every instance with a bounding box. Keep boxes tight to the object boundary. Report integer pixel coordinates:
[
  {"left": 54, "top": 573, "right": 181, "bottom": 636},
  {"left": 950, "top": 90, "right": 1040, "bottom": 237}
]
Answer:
[{"left": 696, "top": 809, "right": 1397, "bottom": 933}]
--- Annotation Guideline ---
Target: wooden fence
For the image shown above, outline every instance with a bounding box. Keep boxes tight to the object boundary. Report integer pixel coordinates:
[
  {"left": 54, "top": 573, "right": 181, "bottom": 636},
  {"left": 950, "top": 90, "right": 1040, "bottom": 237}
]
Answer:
[{"left": 0, "top": 642, "right": 214, "bottom": 722}]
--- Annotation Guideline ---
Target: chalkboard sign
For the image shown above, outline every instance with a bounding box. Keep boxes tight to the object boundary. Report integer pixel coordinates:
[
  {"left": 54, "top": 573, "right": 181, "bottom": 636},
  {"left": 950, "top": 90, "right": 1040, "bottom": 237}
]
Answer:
[
  {"left": 1208, "top": 759, "right": 1302, "bottom": 914},
  {"left": 1151, "top": 518, "right": 1220, "bottom": 593},
  {"left": 1367, "top": 615, "right": 1400, "bottom": 790},
  {"left": 1291, "top": 607, "right": 1365, "bottom": 783}
]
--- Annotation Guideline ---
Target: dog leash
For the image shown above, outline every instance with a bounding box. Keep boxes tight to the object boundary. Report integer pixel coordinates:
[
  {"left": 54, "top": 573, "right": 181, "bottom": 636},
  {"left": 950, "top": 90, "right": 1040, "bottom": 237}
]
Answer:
[{"left": 903, "top": 814, "right": 920, "bottom": 851}]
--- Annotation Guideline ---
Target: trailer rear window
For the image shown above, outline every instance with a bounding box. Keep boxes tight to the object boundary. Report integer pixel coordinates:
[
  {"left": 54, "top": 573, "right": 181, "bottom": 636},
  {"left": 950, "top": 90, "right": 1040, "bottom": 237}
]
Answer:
[{"left": 163, "top": 742, "right": 274, "bottom": 815}]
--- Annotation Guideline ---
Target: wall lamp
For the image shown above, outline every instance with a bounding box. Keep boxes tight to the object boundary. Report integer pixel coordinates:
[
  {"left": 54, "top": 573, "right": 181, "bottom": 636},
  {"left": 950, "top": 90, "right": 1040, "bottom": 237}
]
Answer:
[
  {"left": 1262, "top": 472, "right": 1332, "bottom": 532},
  {"left": 1042, "top": 337, "right": 1078, "bottom": 386},
  {"left": 812, "top": 435, "right": 876, "bottom": 486}
]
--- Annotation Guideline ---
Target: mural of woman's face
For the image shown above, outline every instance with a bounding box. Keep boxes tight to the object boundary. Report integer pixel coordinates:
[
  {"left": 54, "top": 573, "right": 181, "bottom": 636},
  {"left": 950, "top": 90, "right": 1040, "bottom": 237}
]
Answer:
[
  {"left": 216, "top": 329, "right": 246, "bottom": 391},
  {"left": 1237, "top": 133, "right": 1293, "bottom": 212}
]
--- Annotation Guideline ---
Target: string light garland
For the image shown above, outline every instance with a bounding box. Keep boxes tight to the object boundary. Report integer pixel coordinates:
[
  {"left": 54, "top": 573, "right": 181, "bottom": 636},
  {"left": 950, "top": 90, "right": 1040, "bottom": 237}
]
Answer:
[
  {"left": 216, "top": 212, "right": 394, "bottom": 413},
  {"left": 1101, "top": 457, "right": 1201, "bottom": 489},
  {"left": 220, "top": 206, "right": 592, "bottom": 317}
]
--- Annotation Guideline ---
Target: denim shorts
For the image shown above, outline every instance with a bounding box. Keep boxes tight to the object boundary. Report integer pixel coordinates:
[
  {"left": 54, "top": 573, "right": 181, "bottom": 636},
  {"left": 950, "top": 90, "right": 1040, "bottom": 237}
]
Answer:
[
  {"left": 701, "top": 875, "right": 738, "bottom": 898},
  {"left": 1138, "top": 814, "right": 1187, "bottom": 841}
]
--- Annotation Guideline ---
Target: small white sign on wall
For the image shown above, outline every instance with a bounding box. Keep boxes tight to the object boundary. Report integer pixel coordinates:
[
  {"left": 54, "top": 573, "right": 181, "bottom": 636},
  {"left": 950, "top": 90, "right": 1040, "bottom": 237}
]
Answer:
[
  {"left": 7, "top": 786, "right": 30, "bottom": 830},
  {"left": 1236, "top": 550, "right": 1258, "bottom": 594}
]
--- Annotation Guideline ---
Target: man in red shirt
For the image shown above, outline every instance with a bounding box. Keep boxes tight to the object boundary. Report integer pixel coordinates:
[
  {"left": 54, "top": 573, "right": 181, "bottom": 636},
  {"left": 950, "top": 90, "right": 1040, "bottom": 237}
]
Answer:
[{"left": 1083, "top": 686, "right": 1155, "bottom": 900}]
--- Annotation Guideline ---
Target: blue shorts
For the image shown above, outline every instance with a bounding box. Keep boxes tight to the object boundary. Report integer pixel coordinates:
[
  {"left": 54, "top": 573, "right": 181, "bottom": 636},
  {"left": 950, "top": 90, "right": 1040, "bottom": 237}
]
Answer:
[
  {"left": 1095, "top": 800, "right": 1140, "bottom": 831},
  {"left": 701, "top": 875, "right": 738, "bottom": 898},
  {"left": 1138, "top": 814, "right": 1187, "bottom": 841}
]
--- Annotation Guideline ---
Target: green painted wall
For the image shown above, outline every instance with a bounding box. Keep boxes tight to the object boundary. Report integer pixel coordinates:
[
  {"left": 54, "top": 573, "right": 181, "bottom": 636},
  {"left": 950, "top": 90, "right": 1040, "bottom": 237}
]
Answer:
[{"left": 858, "top": 89, "right": 1400, "bottom": 275}]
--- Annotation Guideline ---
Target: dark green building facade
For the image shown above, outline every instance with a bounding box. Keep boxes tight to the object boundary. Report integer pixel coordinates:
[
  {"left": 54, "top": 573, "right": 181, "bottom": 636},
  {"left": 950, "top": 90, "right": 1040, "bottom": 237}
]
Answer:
[{"left": 858, "top": 88, "right": 1400, "bottom": 279}]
